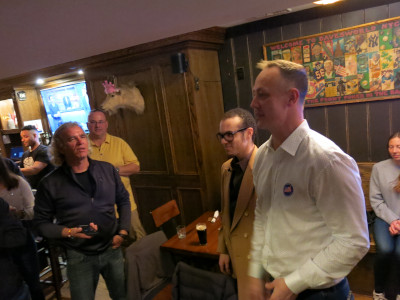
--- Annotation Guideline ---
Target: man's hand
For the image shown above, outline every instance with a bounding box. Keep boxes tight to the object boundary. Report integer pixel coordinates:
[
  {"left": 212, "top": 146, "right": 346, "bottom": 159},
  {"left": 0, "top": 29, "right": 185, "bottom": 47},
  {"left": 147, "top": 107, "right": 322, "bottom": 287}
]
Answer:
[
  {"left": 112, "top": 229, "right": 128, "bottom": 249},
  {"left": 62, "top": 223, "right": 98, "bottom": 239},
  {"left": 265, "top": 278, "right": 297, "bottom": 300},
  {"left": 219, "top": 254, "right": 231, "bottom": 275},
  {"left": 248, "top": 276, "right": 269, "bottom": 300}
]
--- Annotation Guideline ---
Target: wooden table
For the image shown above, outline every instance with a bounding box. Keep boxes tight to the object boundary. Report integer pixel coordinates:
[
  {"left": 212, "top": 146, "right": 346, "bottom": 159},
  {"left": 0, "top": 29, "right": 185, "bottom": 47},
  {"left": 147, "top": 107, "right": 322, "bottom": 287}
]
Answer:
[{"left": 160, "top": 211, "right": 221, "bottom": 260}]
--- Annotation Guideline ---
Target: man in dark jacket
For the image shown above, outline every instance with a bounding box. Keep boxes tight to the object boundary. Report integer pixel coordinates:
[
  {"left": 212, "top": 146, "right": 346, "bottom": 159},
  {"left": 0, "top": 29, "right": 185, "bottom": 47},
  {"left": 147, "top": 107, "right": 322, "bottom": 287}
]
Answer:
[{"left": 34, "top": 122, "right": 131, "bottom": 300}]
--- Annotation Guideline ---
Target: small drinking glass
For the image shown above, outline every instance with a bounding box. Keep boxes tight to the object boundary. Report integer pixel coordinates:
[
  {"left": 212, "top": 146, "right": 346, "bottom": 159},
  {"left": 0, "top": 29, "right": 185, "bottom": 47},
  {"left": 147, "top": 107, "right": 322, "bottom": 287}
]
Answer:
[{"left": 176, "top": 225, "right": 186, "bottom": 239}]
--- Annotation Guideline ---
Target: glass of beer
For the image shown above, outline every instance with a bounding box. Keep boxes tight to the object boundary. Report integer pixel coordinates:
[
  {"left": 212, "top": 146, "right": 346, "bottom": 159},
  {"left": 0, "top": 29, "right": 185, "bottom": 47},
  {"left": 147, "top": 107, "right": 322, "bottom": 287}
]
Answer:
[{"left": 196, "top": 222, "right": 207, "bottom": 245}]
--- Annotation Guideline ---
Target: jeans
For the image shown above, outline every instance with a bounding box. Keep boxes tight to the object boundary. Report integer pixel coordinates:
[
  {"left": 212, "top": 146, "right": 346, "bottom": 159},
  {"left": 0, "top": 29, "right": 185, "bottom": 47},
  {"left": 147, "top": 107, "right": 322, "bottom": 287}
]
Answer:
[
  {"left": 297, "top": 278, "right": 353, "bottom": 300},
  {"left": 66, "top": 246, "right": 126, "bottom": 300},
  {"left": 373, "top": 217, "right": 400, "bottom": 293}
]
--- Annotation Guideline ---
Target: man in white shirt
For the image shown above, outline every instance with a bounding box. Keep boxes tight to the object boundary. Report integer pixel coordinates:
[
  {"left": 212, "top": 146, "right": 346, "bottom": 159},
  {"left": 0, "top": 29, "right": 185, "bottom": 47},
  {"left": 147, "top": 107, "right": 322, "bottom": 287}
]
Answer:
[{"left": 248, "top": 59, "right": 370, "bottom": 300}]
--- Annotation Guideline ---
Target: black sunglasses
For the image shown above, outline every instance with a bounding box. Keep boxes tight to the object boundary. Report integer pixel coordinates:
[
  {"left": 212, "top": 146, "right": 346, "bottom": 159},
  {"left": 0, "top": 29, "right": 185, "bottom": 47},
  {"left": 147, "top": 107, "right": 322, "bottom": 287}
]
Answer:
[{"left": 216, "top": 127, "right": 248, "bottom": 142}]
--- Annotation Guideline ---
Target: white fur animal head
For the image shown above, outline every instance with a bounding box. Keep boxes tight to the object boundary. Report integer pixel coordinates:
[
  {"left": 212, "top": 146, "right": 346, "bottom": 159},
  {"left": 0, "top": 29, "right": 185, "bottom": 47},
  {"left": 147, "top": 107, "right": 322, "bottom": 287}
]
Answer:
[{"left": 101, "top": 84, "right": 145, "bottom": 115}]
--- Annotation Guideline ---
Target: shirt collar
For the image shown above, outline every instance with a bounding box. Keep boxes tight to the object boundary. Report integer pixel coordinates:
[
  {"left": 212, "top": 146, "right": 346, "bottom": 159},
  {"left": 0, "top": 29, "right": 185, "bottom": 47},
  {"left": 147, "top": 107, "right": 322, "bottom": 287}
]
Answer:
[
  {"left": 89, "top": 133, "right": 110, "bottom": 146},
  {"left": 266, "top": 120, "right": 309, "bottom": 157}
]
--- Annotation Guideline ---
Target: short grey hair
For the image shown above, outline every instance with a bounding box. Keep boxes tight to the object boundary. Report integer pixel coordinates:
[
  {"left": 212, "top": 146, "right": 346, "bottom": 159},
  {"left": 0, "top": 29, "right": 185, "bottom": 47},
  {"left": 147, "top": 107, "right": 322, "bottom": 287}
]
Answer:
[{"left": 257, "top": 59, "right": 308, "bottom": 102}]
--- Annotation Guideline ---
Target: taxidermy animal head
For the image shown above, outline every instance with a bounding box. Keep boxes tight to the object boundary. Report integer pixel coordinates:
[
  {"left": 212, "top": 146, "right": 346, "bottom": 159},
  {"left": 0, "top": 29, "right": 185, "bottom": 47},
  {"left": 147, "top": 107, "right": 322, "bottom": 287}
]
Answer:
[{"left": 101, "top": 80, "right": 145, "bottom": 115}]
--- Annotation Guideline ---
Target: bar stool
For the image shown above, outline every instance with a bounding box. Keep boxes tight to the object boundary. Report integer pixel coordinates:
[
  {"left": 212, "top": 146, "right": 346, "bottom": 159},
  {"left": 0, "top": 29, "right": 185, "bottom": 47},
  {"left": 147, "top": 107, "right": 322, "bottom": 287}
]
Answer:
[{"left": 36, "top": 238, "right": 67, "bottom": 300}]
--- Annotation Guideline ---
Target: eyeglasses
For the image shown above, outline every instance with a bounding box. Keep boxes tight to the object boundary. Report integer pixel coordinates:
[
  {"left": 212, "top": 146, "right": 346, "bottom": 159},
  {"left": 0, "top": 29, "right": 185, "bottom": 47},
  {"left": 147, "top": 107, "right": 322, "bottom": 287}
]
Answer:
[
  {"left": 216, "top": 127, "right": 248, "bottom": 142},
  {"left": 87, "top": 120, "right": 106, "bottom": 125}
]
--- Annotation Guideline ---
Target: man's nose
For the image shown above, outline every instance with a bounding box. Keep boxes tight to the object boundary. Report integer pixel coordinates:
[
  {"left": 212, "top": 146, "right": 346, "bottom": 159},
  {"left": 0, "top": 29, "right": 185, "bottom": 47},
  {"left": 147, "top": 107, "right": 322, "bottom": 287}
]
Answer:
[{"left": 250, "top": 97, "right": 257, "bottom": 108}]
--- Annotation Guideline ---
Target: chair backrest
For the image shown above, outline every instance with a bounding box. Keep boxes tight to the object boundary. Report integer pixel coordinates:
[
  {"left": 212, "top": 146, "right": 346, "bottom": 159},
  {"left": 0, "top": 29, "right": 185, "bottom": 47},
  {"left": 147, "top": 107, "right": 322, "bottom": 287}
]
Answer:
[
  {"left": 125, "top": 231, "right": 175, "bottom": 300},
  {"left": 172, "top": 261, "right": 238, "bottom": 300},
  {"left": 357, "top": 162, "right": 375, "bottom": 212},
  {"left": 151, "top": 200, "right": 180, "bottom": 228}
]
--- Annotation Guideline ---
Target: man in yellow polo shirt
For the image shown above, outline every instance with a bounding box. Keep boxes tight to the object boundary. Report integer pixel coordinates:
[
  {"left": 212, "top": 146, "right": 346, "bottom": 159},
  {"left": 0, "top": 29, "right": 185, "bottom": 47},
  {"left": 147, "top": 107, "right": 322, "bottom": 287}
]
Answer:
[{"left": 87, "top": 109, "right": 146, "bottom": 241}]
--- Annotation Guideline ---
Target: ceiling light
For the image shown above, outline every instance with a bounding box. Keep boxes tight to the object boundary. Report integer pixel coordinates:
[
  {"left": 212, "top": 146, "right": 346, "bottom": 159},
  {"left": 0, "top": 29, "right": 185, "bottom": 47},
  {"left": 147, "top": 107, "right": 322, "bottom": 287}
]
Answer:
[
  {"left": 36, "top": 78, "right": 44, "bottom": 85},
  {"left": 78, "top": 69, "right": 84, "bottom": 75},
  {"left": 314, "top": 0, "right": 342, "bottom": 5}
]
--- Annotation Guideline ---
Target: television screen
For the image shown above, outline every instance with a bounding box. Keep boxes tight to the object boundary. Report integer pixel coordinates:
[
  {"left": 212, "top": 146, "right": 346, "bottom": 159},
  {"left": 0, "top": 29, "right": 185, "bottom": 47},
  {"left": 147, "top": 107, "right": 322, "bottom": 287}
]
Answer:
[{"left": 40, "top": 82, "right": 91, "bottom": 133}]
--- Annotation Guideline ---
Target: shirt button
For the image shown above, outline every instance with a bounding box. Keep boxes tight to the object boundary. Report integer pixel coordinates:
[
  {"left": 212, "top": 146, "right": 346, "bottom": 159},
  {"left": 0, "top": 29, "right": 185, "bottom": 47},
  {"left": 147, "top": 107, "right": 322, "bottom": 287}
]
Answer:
[
  {"left": 244, "top": 233, "right": 248, "bottom": 238},
  {"left": 244, "top": 212, "right": 249, "bottom": 217}
]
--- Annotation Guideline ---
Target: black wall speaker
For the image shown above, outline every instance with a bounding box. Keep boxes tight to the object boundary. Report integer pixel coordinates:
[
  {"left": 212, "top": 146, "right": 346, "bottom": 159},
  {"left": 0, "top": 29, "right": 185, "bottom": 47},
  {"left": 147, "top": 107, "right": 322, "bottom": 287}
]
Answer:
[{"left": 171, "top": 53, "right": 188, "bottom": 73}]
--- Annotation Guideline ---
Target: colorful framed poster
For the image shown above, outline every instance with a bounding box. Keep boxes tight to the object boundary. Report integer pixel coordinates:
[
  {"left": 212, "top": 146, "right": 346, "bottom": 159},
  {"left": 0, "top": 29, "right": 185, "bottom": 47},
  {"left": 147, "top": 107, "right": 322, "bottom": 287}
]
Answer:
[{"left": 263, "top": 17, "right": 400, "bottom": 107}]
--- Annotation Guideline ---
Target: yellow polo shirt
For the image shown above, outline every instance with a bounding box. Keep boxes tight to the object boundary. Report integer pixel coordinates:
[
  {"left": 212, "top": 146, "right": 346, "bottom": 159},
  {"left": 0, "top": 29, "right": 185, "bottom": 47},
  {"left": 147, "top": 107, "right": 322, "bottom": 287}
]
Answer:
[{"left": 89, "top": 133, "right": 139, "bottom": 211}]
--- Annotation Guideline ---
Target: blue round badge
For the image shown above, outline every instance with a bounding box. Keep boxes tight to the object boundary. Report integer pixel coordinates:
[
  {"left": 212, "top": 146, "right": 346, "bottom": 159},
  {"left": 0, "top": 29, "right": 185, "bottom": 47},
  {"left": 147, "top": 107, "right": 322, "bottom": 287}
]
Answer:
[{"left": 283, "top": 183, "right": 294, "bottom": 196}]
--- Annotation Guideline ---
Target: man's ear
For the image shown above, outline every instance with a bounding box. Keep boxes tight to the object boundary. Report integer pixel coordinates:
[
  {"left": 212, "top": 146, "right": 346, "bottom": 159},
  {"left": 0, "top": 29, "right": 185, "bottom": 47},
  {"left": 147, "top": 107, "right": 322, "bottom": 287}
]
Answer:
[
  {"left": 288, "top": 88, "right": 300, "bottom": 106},
  {"left": 247, "top": 127, "right": 254, "bottom": 140}
]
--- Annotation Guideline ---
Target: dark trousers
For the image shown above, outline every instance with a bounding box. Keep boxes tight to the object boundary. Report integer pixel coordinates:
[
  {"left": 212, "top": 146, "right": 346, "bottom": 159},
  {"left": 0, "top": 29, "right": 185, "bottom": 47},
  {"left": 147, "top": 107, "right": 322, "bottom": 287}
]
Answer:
[
  {"left": 10, "top": 232, "right": 45, "bottom": 300},
  {"left": 297, "top": 278, "right": 353, "bottom": 300}
]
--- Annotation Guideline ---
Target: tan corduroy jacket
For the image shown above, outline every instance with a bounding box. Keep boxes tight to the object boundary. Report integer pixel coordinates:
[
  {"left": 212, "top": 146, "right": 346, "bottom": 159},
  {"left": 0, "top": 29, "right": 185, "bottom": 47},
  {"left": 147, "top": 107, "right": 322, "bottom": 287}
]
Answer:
[{"left": 217, "top": 146, "right": 257, "bottom": 300}]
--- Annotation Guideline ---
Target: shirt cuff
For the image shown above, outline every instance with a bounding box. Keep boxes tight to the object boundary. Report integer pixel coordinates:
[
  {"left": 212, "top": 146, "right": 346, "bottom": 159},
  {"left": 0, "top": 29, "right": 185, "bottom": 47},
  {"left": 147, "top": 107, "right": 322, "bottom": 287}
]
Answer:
[
  {"left": 284, "top": 270, "right": 309, "bottom": 295},
  {"left": 248, "top": 261, "right": 266, "bottom": 279}
]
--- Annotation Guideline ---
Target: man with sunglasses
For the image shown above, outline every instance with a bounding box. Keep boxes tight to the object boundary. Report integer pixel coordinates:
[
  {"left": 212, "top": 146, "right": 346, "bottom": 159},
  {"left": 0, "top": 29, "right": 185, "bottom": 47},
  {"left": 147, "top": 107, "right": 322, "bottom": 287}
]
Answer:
[{"left": 217, "top": 108, "right": 258, "bottom": 300}]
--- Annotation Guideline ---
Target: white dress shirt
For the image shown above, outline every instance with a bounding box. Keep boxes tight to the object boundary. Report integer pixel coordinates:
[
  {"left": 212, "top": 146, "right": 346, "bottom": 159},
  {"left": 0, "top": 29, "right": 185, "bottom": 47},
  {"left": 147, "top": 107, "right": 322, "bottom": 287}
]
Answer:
[{"left": 248, "top": 120, "right": 370, "bottom": 294}]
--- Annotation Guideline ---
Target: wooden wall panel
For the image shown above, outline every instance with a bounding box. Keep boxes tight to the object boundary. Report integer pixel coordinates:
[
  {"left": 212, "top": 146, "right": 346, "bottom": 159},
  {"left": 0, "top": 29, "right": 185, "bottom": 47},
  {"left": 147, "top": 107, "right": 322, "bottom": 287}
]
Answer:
[
  {"left": 321, "top": 14, "right": 343, "bottom": 32},
  {"left": 365, "top": 5, "right": 389, "bottom": 22},
  {"left": 15, "top": 88, "right": 44, "bottom": 125},
  {"left": 305, "top": 106, "right": 326, "bottom": 136},
  {"left": 248, "top": 31, "right": 265, "bottom": 87},
  {"left": 347, "top": 103, "right": 369, "bottom": 161},
  {"left": 282, "top": 23, "right": 300, "bottom": 40},
  {"left": 369, "top": 101, "right": 391, "bottom": 161},
  {"left": 233, "top": 35, "right": 252, "bottom": 109},
  {"left": 178, "top": 188, "right": 204, "bottom": 226},
  {"left": 300, "top": 19, "right": 321, "bottom": 36},
  {"left": 186, "top": 48, "right": 227, "bottom": 211},
  {"left": 218, "top": 38, "right": 238, "bottom": 111},
  {"left": 390, "top": 2, "right": 400, "bottom": 17},
  {"left": 161, "top": 65, "right": 198, "bottom": 175},
  {"left": 326, "top": 105, "right": 347, "bottom": 152},
  {"left": 342, "top": 10, "right": 365, "bottom": 27},
  {"left": 264, "top": 27, "right": 282, "bottom": 44},
  {"left": 392, "top": 98, "right": 400, "bottom": 132}
]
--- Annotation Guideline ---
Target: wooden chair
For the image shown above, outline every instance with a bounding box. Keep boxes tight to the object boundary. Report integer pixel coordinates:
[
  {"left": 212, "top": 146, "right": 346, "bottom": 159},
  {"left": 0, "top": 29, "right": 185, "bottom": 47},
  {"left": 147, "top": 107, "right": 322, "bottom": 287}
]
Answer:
[{"left": 151, "top": 200, "right": 181, "bottom": 239}]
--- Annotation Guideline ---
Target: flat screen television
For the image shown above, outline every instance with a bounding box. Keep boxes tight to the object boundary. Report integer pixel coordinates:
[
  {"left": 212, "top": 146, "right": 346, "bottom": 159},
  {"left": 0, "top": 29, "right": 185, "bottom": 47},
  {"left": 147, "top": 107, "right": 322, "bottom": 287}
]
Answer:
[{"left": 40, "top": 82, "right": 91, "bottom": 134}]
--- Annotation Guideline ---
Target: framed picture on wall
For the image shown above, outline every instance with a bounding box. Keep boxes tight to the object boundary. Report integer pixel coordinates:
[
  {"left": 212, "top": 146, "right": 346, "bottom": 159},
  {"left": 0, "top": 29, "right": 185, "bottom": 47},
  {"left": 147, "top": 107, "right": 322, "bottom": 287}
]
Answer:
[{"left": 263, "top": 17, "right": 400, "bottom": 107}]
